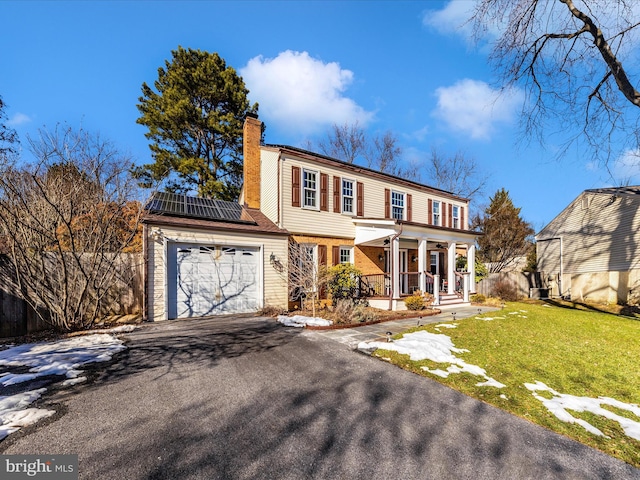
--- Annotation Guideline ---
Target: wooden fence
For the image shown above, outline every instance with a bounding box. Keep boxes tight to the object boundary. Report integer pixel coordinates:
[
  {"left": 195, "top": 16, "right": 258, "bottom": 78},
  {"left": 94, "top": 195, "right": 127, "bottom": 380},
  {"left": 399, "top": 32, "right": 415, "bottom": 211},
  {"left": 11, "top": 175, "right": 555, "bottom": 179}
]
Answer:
[
  {"left": 0, "top": 253, "right": 144, "bottom": 338},
  {"left": 476, "top": 272, "right": 544, "bottom": 299}
]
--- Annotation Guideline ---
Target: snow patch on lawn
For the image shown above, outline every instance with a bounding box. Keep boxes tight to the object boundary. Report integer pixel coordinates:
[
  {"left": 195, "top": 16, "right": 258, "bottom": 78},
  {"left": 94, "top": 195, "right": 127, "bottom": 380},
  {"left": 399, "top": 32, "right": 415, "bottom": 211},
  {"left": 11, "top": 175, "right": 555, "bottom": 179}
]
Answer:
[
  {"left": 358, "top": 330, "right": 505, "bottom": 388},
  {"left": 435, "top": 323, "right": 458, "bottom": 329},
  {"left": 525, "top": 381, "right": 640, "bottom": 440},
  {"left": 278, "top": 315, "right": 332, "bottom": 327}
]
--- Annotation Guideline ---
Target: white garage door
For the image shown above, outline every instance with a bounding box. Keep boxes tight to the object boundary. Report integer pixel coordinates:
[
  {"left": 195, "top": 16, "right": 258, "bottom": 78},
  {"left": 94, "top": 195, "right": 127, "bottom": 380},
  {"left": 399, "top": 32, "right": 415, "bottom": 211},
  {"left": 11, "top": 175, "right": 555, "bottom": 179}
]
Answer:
[{"left": 172, "top": 244, "right": 260, "bottom": 318}]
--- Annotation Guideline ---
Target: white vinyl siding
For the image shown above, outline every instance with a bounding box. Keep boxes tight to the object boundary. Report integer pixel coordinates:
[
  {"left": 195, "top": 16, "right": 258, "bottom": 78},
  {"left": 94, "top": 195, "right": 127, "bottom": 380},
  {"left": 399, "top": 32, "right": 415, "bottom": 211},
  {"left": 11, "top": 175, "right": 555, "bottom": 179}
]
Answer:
[
  {"left": 279, "top": 155, "right": 468, "bottom": 238},
  {"left": 260, "top": 150, "right": 280, "bottom": 224}
]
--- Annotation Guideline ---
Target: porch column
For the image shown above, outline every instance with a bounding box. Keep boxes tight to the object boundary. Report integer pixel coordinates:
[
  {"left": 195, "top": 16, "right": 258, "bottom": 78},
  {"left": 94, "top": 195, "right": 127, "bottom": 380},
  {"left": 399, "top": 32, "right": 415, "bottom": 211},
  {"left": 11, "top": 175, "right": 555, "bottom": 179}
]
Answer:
[
  {"left": 391, "top": 235, "right": 400, "bottom": 299},
  {"left": 418, "top": 238, "right": 427, "bottom": 294},
  {"left": 463, "top": 273, "right": 470, "bottom": 302},
  {"left": 447, "top": 242, "right": 456, "bottom": 294},
  {"left": 468, "top": 243, "right": 476, "bottom": 294}
]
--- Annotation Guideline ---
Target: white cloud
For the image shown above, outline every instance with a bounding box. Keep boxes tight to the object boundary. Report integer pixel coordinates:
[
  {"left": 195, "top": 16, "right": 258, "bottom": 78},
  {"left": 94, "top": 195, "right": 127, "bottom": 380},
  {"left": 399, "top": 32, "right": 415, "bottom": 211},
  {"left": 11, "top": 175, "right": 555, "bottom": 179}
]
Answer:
[
  {"left": 240, "top": 50, "right": 374, "bottom": 135},
  {"left": 422, "top": 1, "right": 476, "bottom": 39},
  {"left": 6, "top": 112, "right": 32, "bottom": 127},
  {"left": 433, "top": 79, "right": 522, "bottom": 140},
  {"left": 610, "top": 149, "right": 640, "bottom": 184}
]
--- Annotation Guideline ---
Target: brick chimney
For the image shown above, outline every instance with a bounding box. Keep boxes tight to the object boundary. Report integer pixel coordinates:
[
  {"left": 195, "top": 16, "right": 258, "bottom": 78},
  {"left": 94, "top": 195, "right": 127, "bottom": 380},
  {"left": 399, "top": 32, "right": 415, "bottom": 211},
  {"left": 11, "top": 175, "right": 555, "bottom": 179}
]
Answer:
[{"left": 243, "top": 114, "right": 262, "bottom": 209}]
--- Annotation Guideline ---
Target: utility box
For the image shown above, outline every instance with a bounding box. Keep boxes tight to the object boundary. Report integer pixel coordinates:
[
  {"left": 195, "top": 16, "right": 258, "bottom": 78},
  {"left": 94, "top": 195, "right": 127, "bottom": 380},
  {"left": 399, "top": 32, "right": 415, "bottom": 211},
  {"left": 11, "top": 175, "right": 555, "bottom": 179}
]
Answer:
[{"left": 529, "top": 288, "right": 550, "bottom": 299}]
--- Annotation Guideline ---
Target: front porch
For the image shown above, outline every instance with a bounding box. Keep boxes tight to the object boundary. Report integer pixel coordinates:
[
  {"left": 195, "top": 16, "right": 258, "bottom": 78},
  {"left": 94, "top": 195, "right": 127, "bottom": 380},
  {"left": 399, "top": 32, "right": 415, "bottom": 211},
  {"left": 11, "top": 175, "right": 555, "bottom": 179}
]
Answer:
[{"left": 353, "top": 218, "right": 478, "bottom": 310}]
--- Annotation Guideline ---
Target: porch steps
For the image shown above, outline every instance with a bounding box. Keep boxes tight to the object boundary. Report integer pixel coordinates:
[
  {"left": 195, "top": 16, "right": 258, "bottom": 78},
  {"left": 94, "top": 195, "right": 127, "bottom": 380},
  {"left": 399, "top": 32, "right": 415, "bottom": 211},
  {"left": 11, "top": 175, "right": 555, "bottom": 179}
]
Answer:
[{"left": 435, "top": 292, "right": 470, "bottom": 309}]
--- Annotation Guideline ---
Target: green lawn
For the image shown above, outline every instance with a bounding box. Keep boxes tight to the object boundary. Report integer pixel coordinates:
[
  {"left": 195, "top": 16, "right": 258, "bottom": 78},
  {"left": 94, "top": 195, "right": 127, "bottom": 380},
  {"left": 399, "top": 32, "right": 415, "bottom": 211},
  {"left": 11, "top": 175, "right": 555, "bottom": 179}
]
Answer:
[{"left": 372, "top": 301, "right": 640, "bottom": 467}]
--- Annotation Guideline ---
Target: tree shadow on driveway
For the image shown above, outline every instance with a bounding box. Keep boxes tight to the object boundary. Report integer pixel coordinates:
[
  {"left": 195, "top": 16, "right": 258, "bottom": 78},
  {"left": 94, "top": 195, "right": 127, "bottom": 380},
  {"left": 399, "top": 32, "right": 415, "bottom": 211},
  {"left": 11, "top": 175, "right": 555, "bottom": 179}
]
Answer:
[{"left": 85, "top": 315, "right": 300, "bottom": 385}]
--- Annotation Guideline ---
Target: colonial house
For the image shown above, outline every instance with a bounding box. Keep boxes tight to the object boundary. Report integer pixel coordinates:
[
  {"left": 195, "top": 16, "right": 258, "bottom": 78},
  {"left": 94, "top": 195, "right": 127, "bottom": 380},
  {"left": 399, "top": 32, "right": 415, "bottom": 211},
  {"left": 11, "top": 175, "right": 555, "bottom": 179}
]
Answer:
[
  {"left": 536, "top": 186, "right": 640, "bottom": 304},
  {"left": 241, "top": 115, "right": 478, "bottom": 311},
  {"left": 143, "top": 115, "right": 479, "bottom": 321}
]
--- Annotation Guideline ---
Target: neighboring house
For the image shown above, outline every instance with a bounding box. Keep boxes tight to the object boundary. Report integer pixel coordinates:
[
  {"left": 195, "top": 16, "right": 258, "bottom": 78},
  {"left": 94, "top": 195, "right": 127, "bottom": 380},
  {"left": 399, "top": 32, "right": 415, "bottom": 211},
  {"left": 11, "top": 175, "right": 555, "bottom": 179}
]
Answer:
[
  {"left": 143, "top": 194, "right": 289, "bottom": 321},
  {"left": 536, "top": 186, "right": 640, "bottom": 304},
  {"left": 241, "top": 115, "right": 479, "bottom": 311}
]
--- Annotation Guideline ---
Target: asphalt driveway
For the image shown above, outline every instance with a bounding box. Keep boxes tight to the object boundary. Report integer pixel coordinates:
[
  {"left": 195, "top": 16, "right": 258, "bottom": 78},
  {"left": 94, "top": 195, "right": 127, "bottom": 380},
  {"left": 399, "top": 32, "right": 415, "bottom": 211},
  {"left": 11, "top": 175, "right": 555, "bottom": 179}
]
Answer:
[{"left": 1, "top": 315, "right": 639, "bottom": 480}]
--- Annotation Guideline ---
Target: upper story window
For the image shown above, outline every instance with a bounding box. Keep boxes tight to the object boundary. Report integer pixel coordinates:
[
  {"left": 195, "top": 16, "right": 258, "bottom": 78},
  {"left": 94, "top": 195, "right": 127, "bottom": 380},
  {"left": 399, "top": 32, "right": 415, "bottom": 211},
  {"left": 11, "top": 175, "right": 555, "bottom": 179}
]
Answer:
[
  {"left": 432, "top": 200, "right": 441, "bottom": 226},
  {"left": 452, "top": 205, "right": 460, "bottom": 229},
  {"left": 391, "top": 191, "right": 405, "bottom": 220},
  {"left": 342, "top": 178, "right": 354, "bottom": 214},
  {"left": 303, "top": 169, "right": 318, "bottom": 209}
]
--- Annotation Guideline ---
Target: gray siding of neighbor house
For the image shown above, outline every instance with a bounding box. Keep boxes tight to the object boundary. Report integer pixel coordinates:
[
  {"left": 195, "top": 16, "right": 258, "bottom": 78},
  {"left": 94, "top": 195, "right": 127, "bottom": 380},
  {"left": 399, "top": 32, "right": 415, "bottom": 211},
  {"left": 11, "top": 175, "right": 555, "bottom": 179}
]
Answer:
[
  {"left": 536, "top": 190, "right": 640, "bottom": 303},
  {"left": 537, "top": 192, "right": 640, "bottom": 275}
]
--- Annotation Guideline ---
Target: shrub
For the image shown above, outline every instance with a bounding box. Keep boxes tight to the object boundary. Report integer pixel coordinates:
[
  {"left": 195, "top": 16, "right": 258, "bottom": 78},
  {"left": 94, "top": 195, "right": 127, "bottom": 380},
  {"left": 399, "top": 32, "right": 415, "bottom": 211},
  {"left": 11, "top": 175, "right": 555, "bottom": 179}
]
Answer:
[
  {"left": 333, "top": 298, "right": 375, "bottom": 324},
  {"left": 404, "top": 294, "right": 425, "bottom": 311},
  {"left": 258, "top": 305, "right": 287, "bottom": 317},
  {"left": 471, "top": 293, "right": 486, "bottom": 303},
  {"left": 491, "top": 280, "right": 520, "bottom": 301},
  {"left": 352, "top": 303, "right": 378, "bottom": 323},
  {"left": 327, "top": 263, "right": 362, "bottom": 304}
]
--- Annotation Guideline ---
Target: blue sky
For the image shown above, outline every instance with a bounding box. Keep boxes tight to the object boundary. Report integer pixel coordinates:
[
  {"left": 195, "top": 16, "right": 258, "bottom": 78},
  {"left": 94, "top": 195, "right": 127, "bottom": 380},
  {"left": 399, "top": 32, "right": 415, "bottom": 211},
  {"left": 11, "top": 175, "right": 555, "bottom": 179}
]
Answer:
[{"left": 2, "top": 0, "right": 636, "bottom": 231}]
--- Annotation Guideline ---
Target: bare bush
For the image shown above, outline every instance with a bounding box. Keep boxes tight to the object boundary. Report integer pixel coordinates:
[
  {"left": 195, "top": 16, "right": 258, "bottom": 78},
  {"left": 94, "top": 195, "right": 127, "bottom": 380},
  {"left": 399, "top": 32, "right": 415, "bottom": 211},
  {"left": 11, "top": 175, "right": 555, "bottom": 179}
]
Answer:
[
  {"left": 0, "top": 125, "right": 145, "bottom": 331},
  {"left": 490, "top": 280, "right": 520, "bottom": 302}
]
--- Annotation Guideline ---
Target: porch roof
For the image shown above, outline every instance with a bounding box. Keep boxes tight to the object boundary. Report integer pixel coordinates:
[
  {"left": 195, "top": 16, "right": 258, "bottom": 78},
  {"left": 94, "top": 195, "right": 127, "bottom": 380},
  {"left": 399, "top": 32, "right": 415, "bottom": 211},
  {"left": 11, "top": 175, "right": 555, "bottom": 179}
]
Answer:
[{"left": 353, "top": 218, "right": 479, "bottom": 246}]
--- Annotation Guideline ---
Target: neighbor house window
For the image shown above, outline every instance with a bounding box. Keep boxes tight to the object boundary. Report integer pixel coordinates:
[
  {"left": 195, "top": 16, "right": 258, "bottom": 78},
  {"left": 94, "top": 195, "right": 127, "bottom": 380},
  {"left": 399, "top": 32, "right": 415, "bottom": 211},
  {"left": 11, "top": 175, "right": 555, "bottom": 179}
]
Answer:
[
  {"left": 342, "top": 178, "right": 354, "bottom": 214},
  {"left": 339, "top": 246, "right": 353, "bottom": 264},
  {"left": 303, "top": 169, "right": 318, "bottom": 208},
  {"left": 432, "top": 200, "right": 441, "bottom": 226},
  {"left": 452, "top": 205, "right": 460, "bottom": 229},
  {"left": 391, "top": 191, "right": 405, "bottom": 220}
]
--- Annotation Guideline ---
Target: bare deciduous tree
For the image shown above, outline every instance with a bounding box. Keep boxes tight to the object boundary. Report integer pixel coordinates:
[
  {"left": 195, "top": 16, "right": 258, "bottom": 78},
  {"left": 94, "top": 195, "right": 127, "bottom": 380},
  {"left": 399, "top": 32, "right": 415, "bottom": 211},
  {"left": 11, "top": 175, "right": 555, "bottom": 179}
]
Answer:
[
  {"left": 0, "top": 96, "right": 18, "bottom": 159},
  {"left": 315, "top": 122, "right": 412, "bottom": 178},
  {"left": 0, "top": 125, "right": 145, "bottom": 331},
  {"left": 317, "top": 121, "right": 367, "bottom": 164},
  {"left": 425, "top": 148, "right": 488, "bottom": 204},
  {"left": 471, "top": 0, "right": 640, "bottom": 169},
  {"left": 286, "top": 240, "right": 330, "bottom": 317}
]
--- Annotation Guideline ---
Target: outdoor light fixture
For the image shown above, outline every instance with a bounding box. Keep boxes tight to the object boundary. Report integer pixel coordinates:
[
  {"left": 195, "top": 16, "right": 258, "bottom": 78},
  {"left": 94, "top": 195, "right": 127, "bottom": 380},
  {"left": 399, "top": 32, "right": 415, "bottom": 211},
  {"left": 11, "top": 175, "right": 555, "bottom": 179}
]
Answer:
[
  {"left": 150, "top": 228, "right": 164, "bottom": 241},
  {"left": 452, "top": 312, "right": 457, "bottom": 321},
  {"left": 386, "top": 332, "right": 393, "bottom": 342},
  {"left": 378, "top": 254, "right": 384, "bottom": 262},
  {"left": 411, "top": 255, "right": 417, "bottom": 262},
  {"left": 436, "top": 243, "right": 444, "bottom": 249}
]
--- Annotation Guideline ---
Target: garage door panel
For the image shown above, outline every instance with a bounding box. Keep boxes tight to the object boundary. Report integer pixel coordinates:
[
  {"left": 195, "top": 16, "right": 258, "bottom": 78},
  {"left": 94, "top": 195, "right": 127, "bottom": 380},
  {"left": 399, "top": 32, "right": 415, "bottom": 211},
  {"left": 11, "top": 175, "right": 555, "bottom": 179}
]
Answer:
[{"left": 172, "top": 243, "right": 260, "bottom": 318}]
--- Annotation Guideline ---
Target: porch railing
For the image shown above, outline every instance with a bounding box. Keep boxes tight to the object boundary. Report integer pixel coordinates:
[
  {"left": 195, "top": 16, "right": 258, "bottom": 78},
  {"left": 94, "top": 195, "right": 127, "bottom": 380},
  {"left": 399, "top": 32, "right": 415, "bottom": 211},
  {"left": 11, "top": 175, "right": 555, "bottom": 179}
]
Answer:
[
  {"left": 454, "top": 271, "right": 464, "bottom": 295},
  {"left": 359, "top": 274, "right": 389, "bottom": 297},
  {"left": 359, "top": 272, "right": 435, "bottom": 297},
  {"left": 424, "top": 272, "right": 435, "bottom": 295}
]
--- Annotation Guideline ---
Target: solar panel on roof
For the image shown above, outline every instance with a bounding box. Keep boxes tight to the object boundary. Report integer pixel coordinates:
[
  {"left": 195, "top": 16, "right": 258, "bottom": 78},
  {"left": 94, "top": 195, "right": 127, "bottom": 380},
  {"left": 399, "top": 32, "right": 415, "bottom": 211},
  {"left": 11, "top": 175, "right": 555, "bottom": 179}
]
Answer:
[{"left": 144, "top": 192, "right": 256, "bottom": 225}]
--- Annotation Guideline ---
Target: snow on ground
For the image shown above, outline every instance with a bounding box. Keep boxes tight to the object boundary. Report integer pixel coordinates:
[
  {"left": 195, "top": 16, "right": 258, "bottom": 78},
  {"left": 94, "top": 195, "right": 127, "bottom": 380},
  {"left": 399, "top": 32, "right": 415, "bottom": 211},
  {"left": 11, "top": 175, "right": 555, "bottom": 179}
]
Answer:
[
  {"left": 525, "top": 381, "right": 640, "bottom": 440},
  {"left": 435, "top": 323, "right": 458, "bottom": 329},
  {"left": 278, "top": 315, "right": 332, "bottom": 327},
  {"left": 358, "top": 330, "right": 505, "bottom": 388},
  {"left": 0, "top": 389, "right": 55, "bottom": 440},
  {"left": 0, "top": 332, "right": 128, "bottom": 440}
]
